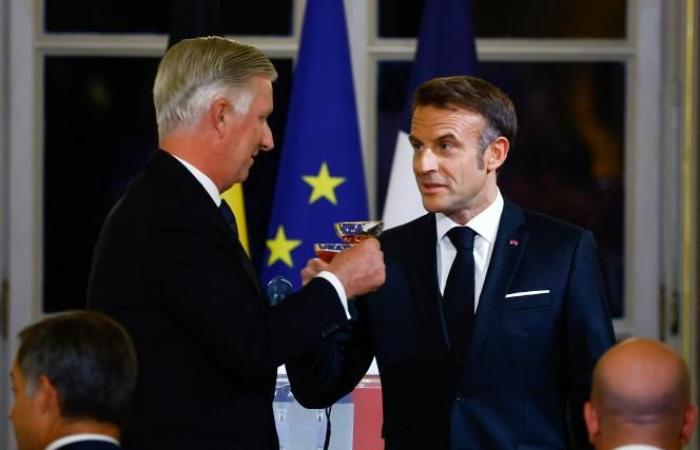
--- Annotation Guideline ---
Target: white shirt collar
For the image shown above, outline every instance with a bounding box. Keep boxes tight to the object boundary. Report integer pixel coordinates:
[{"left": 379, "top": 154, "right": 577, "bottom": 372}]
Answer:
[
  {"left": 435, "top": 190, "right": 504, "bottom": 243},
  {"left": 171, "top": 154, "right": 221, "bottom": 206},
  {"left": 45, "top": 434, "right": 119, "bottom": 450},
  {"left": 613, "top": 446, "right": 665, "bottom": 450}
]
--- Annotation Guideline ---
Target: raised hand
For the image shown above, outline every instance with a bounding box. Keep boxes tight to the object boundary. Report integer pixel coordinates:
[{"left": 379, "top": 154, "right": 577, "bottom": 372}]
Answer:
[{"left": 326, "top": 238, "right": 385, "bottom": 298}]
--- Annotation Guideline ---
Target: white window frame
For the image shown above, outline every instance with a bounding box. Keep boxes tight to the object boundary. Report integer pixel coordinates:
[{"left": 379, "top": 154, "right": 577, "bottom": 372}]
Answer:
[{"left": 0, "top": 0, "right": 9, "bottom": 445}]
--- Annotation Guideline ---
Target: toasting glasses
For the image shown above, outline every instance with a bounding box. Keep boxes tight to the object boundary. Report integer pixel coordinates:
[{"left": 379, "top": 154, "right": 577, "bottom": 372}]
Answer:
[{"left": 313, "top": 220, "right": 384, "bottom": 262}]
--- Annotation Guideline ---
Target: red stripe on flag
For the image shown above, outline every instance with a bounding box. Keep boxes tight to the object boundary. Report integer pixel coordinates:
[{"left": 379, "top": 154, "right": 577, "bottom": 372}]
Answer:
[{"left": 352, "top": 376, "right": 384, "bottom": 450}]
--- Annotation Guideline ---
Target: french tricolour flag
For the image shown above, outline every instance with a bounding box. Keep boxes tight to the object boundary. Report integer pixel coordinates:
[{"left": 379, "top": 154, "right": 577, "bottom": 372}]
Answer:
[{"left": 382, "top": 0, "right": 479, "bottom": 229}]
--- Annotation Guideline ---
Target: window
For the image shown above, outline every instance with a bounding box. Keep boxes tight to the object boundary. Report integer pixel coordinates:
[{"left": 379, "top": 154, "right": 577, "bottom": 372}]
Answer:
[
  {"left": 39, "top": 1, "right": 298, "bottom": 311},
  {"left": 45, "top": 0, "right": 294, "bottom": 35},
  {"left": 379, "top": 0, "right": 626, "bottom": 38},
  {"left": 42, "top": 56, "right": 293, "bottom": 310}
]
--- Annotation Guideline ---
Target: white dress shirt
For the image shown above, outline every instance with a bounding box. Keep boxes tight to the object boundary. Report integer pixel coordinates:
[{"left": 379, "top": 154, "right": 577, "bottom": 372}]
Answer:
[
  {"left": 45, "top": 434, "right": 119, "bottom": 450},
  {"left": 436, "top": 191, "right": 504, "bottom": 312},
  {"left": 171, "top": 154, "right": 350, "bottom": 317},
  {"left": 613, "top": 445, "right": 665, "bottom": 450}
]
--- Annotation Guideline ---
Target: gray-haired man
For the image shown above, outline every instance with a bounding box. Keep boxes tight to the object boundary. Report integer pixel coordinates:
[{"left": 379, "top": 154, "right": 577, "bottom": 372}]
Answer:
[{"left": 87, "top": 36, "right": 384, "bottom": 450}]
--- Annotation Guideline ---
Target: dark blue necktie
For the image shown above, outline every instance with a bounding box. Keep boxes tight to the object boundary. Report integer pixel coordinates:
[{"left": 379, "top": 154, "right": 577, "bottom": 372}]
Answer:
[
  {"left": 218, "top": 199, "right": 239, "bottom": 238},
  {"left": 444, "top": 227, "right": 476, "bottom": 358}
]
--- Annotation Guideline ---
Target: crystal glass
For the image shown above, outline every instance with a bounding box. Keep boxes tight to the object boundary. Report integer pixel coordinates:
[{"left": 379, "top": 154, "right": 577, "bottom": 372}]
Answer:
[
  {"left": 313, "top": 242, "right": 352, "bottom": 263},
  {"left": 334, "top": 220, "right": 384, "bottom": 244}
]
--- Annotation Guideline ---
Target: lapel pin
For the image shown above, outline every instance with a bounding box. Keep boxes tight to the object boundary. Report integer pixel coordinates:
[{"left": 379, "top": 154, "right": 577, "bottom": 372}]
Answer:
[{"left": 509, "top": 239, "right": 519, "bottom": 247}]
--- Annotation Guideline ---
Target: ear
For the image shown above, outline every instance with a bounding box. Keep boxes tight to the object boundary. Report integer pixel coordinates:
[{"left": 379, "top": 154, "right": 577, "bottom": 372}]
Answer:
[
  {"left": 583, "top": 401, "right": 600, "bottom": 445},
  {"left": 485, "top": 136, "right": 509, "bottom": 172},
  {"left": 35, "top": 375, "right": 60, "bottom": 416},
  {"left": 208, "top": 98, "right": 233, "bottom": 138},
  {"left": 680, "top": 404, "right": 698, "bottom": 444}
]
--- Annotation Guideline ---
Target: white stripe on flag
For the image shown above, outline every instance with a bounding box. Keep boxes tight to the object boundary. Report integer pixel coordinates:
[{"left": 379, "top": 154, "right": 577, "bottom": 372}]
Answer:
[
  {"left": 367, "top": 357, "right": 379, "bottom": 375},
  {"left": 280, "top": 358, "right": 379, "bottom": 376},
  {"left": 382, "top": 131, "right": 426, "bottom": 229}
]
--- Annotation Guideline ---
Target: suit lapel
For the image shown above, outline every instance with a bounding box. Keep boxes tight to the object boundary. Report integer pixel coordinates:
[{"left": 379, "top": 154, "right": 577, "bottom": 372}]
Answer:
[
  {"left": 152, "top": 150, "right": 263, "bottom": 299},
  {"left": 404, "top": 214, "right": 452, "bottom": 357},
  {"left": 465, "top": 201, "right": 528, "bottom": 368},
  {"left": 233, "top": 241, "right": 263, "bottom": 298},
  {"left": 412, "top": 214, "right": 440, "bottom": 299}
]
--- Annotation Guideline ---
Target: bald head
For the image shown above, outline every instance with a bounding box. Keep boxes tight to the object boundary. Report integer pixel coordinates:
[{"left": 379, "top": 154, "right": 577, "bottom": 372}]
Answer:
[
  {"left": 584, "top": 338, "right": 697, "bottom": 450},
  {"left": 593, "top": 338, "right": 689, "bottom": 424}
]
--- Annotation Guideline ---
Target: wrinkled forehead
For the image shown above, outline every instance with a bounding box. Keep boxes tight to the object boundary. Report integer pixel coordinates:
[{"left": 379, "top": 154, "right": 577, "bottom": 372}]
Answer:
[{"left": 410, "top": 105, "right": 486, "bottom": 139}]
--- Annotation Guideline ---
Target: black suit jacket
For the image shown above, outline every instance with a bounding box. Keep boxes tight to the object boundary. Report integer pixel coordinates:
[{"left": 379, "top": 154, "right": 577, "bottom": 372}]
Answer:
[
  {"left": 87, "top": 150, "right": 348, "bottom": 450},
  {"left": 288, "top": 202, "right": 615, "bottom": 450},
  {"left": 55, "top": 440, "right": 121, "bottom": 450}
]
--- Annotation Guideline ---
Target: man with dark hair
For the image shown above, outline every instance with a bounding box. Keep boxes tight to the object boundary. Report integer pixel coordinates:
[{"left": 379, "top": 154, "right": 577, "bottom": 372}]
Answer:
[
  {"left": 87, "top": 36, "right": 384, "bottom": 450},
  {"left": 289, "top": 75, "right": 615, "bottom": 449},
  {"left": 9, "top": 310, "right": 137, "bottom": 450},
  {"left": 584, "top": 338, "right": 697, "bottom": 450}
]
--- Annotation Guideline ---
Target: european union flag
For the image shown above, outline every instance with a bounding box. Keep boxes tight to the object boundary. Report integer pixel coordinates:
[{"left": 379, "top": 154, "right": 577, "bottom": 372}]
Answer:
[
  {"left": 383, "top": 0, "right": 478, "bottom": 228},
  {"left": 262, "top": 0, "right": 367, "bottom": 289}
]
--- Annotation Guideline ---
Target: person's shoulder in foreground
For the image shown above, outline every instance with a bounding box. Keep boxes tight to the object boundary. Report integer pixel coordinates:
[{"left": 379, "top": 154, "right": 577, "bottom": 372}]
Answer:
[
  {"left": 584, "top": 337, "right": 697, "bottom": 450},
  {"left": 9, "top": 310, "right": 136, "bottom": 450}
]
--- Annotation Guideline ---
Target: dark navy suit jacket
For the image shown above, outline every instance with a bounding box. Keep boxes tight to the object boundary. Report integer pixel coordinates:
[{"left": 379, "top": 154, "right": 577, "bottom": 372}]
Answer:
[
  {"left": 53, "top": 439, "right": 121, "bottom": 450},
  {"left": 288, "top": 202, "right": 615, "bottom": 450},
  {"left": 88, "top": 150, "right": 348, "bottom": 450}
]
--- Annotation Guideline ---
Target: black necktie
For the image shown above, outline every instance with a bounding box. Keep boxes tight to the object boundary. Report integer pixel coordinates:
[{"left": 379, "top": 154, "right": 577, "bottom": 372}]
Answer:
[
  {"left": 444, "top": 227, "right": 476, "bottom": 358},
  {"left": 218, "top": 199, "right": 261, "bottom": 297}
]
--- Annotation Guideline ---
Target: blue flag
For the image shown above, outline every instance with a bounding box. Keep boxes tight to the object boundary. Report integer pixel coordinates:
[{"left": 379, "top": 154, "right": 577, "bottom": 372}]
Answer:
[
  {"left": 262, "top": 0, "right": 367, "bottom": 290},
  {"left": 383, "top": 0, "right": 478, "bottom": 227}
]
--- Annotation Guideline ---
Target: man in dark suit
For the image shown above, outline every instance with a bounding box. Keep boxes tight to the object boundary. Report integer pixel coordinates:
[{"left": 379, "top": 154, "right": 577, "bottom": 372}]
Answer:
[
  {"left": 87, "top": 36, "right": 384, "bottom": 450},
  {"left": 288, "top": 76, "right": 616, "bottom": 450},
  {"left": 9, "top": 311, "right": 136, "bottom": 450},
  {"left": 584, "top": 338, "right": 697, "bottom": 450}
]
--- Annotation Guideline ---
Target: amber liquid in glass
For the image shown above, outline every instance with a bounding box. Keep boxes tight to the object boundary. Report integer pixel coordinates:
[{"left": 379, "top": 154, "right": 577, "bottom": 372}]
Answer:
[{"left": 315, "top": 249, "right": 340, "bottom": 263}]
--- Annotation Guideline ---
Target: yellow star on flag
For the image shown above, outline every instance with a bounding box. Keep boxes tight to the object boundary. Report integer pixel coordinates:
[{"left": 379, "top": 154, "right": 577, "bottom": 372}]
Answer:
[
  {"left": 302, "top": 162, "right": 346, "bottom": 205},
  {"left": 266, "top": 225, "right": 302, "bottom": 268}
]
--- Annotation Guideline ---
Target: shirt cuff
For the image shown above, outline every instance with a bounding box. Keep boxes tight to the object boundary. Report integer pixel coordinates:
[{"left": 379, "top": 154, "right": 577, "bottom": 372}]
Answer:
[{"left": 316, "top": 271, "right": 350, "bottom": 319}]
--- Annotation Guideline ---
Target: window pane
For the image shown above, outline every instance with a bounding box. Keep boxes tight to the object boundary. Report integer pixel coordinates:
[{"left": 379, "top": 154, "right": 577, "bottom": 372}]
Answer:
[
  {"left": 45, "top": 0, "right": 293, "bottom": 35},
  {"left": 43, "top": 56, "right": 292, "bottom": 311},
  {"left": 379, "top": 0, "right": 626, "bottom": 38},
  {"left": 44, "top": 57, "right": 158, "bottom": 312},
  {"left": 376, "top": 61, "right": 625, "bottom": 317}
]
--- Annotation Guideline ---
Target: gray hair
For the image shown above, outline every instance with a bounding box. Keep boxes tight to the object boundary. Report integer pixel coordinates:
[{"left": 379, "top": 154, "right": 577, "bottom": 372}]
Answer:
[
  {"left": 153, "top": 36, "right": 278, "bottom": 140},
  {"left": 16, "top": 310, "right": 137, "bottom": 425}
]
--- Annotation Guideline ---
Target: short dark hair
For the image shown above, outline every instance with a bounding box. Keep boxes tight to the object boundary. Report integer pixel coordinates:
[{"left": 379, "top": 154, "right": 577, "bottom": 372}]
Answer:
[
  {"left": 16, "top": 310, "right": 137, "bottom": 426},
  {"left": 412, "top": 76, "right": 517, "bottom": 151}
]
